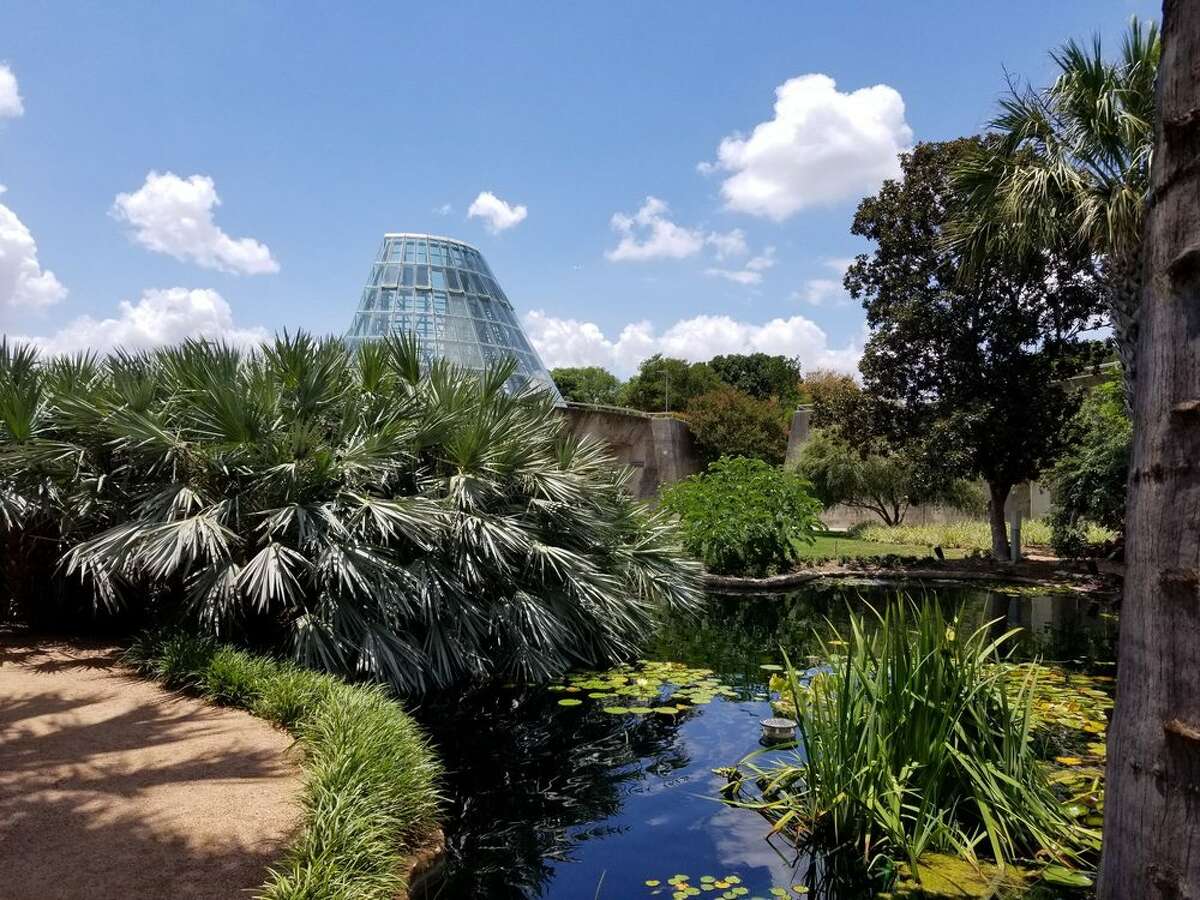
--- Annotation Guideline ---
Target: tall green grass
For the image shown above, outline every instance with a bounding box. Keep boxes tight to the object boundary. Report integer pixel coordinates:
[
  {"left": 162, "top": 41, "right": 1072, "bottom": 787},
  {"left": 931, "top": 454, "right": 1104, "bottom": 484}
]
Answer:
[
  {"left": 724, "top": 600, "right": 1095, "bottom": 878},
  {"left": 855, "top": 519, "right": 1114, "bottom": 551},
  {"left": 124, "top": 633, "right": 442, "bottom": 900}
]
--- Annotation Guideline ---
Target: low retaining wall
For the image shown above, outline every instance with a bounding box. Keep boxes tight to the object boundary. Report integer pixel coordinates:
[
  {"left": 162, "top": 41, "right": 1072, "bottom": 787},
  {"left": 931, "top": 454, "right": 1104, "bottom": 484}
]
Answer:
[{"left": 559, "top": 404, "right": 703, "bottom": 500}]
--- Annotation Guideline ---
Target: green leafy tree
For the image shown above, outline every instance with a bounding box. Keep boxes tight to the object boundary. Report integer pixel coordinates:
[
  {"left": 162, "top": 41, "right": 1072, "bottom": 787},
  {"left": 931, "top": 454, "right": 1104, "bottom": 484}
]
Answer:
[
  {"left": 707, "top": 353, "right": 803, "bottom": 406},
  {"left": 0, "top": 334, "right": 702, "bottom": 691},
  {"left": 620, "top": 354, "right": 720, "bottom": 413},
  {"left": 847, "top": 139, "right": 1106, "bottom": 560},
  {"left": 685, "top": 387, "right": 789, "bottom": 465},
  {"left": 661, "top": 456, "right": 822, "bottom": 576},
  {"left": 948, "top": 18, "right": 1159, "bottom": 402},
  {"left": 1046, "top": 380, "right": 1131, "bottom": 556},
  {"left": 799, "top": 369, "right": 865, "bottom": 430},
  {"left": 550, "top": 366, "right": 622, "bottom": 405},
  {"left": 797, "top": 429, "right": 981, "bottom": 526}
]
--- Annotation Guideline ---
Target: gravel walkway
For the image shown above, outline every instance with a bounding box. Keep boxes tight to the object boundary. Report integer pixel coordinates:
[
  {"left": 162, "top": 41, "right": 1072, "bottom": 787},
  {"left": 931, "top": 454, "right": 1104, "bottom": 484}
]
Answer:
[{"left": 0, "top": 637, "right": 302, "bottom": 899}]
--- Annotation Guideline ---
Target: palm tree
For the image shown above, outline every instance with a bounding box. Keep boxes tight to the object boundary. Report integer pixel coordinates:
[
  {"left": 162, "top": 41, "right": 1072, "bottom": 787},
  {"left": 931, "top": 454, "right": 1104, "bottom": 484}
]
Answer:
[
  {"left": 948, "top": 18, "right": 1160, "bottom": 401},
  {"left": 0, "top": 333, "right": 702, "bottom": 692}
]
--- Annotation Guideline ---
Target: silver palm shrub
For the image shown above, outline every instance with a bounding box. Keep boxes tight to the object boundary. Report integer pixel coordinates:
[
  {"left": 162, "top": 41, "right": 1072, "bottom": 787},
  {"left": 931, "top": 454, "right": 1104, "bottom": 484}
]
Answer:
[
  {"left": 0, "top": 333, "right": 701, "bottom": 691},
  {"left": 948, "top": 18, "right": 1159, "bottom": 401}
]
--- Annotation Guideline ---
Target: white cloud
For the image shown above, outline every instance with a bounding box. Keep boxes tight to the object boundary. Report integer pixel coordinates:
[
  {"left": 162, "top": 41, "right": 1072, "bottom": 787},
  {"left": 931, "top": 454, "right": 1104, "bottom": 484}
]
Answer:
[
  {"left": 706, "top": 228, "right": 748, "bottom": 260},
  {"left": 15, "top": 287, "right": 268, "bottom": 356},
  {"left": 524, "top": 309, "right": 862, "bottom": 377},
  {"left": 111, "top": 172, "right": 279, "bottom": 275},
  {"left": 606, "top": 196, "right": 751, "bottom": 264},
  {"left": 795, "top": 257, "right": 853, "bottom": 306},
  {"left": 705, "top": 246, "right": 776, "bottom": 286},
  {"left": 467, "top": 191, "right": 528, "bottom": 233},
  {"left": 433, "top": 203, "right": 453, "bottom": 216},
  {"left": 0, "top": 64, "right": 23, "bottom": 119},
  {"left": 703, "top": 74, "right": 912, "bottom": 220},
  {"left": 0, "top": 191, "right": 67, "bottom": 323}
]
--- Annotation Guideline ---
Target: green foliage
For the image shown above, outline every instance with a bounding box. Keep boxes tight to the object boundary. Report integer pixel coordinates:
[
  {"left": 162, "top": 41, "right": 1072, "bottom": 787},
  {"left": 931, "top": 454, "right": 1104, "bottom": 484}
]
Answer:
[
  {"left": 797, "top": 429, "right": 982, "bottom": 526},
  {"left": 124, "top": 631, "right": 442, "bottom": 900},
  {"left": 0, "top": 333, "right": 702, "bottom": 692},
  {"left": 948, "top": 19, "right": 1159, "bottom": 394},
  {"left": 724, "top": 600, "right": 1093, "bottom": 873},
  {"left": 660, "top": 457, "right": 822, "bottom": 576},
  {"left": 550, "top": 366, "right": 622, "bottom": 406},
  {"left": 685, "top": 387, "right": 789, "bottom": 465},
  {"left": 798, "top": 369, "right": 865, "bottom": 431},
  {"left": 848, "top": 138, "right": 1106, "bottom": 558},
  {"left": 1046, "top": 381, "right": 1131, "bottom": 556},
  {"left": 707, "top": 353, "right": 803, "bottom": 406},
  {"left": 620, "top": 354, "right": 720, "bottom": 413}
]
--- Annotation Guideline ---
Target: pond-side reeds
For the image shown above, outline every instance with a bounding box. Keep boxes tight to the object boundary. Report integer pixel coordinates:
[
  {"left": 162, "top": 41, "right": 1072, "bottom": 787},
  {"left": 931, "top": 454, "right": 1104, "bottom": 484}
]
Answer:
[{"left": 722, "top": 599, "right": 1097, "bottom": 885}]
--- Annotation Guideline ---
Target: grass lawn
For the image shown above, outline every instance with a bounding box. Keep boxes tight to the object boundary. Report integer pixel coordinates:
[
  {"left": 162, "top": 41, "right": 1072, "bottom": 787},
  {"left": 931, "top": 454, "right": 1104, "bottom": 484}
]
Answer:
[{"left": 797, "top": 531, "right": 969, "bottom": 561}]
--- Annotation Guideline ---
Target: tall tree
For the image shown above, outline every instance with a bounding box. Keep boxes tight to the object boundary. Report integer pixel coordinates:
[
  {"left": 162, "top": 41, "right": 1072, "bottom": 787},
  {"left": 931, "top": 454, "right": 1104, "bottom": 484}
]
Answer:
[
  {"left": 619, "top": 354, "right": 720, "bottom": 413},
  {"left": 847, "top": 139, "right": 1105, "bottom": 560},
  {"left": 685, "top": 387, "right": 789, "bottom": 465},
  {"left": 707, "top": 353, "right": 803, "bottom": 406},
  {"left": 550, "top": 366, "right": 622, "bottom": 406},
  {"left": 1100, "top": 2, "right": 1200, "bottom": 894},
  {"left": 949, "top": 19, "right": 1160, "bottom": 402}
]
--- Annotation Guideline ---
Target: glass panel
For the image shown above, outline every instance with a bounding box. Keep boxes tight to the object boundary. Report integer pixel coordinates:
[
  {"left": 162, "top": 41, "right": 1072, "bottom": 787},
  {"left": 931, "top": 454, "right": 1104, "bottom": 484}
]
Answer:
[
  {"left": 401, "top": 265, "right": 415, "bottom": 288},
  {"left": 415, "top": 264, "right": 430, "bottom": 288},
  {"left": 431, "top": 268, "right": 446, "bottom": 290},
  {"left": 445, "top": 268, "right": 461, "bottom": 292},
  {"left": 448, "top": 245, "right": 463, "bottom": 266},
  {"left": 381, "top": 264, "right": 399, "bottom": 287},
  {"left": 415, "top": 241, "right": 428, "bottom": 263},
  {"left": 403, "top": 241, "right": 416, "bottom": 263}
]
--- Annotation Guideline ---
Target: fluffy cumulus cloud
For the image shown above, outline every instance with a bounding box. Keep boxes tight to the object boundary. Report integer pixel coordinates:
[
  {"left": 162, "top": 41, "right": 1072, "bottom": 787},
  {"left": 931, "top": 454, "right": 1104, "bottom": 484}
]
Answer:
[
  {"left": 705, "top": 246, "right": 777, "bottom": 286},
  {"left": 15, "top": 287, "right": 268, "bottom": 356},
  {"left": 0, "top": 190, "right": 67, "bottom": 323},
  {"left": 524, "top": 308, "right": 862, "bottom": 377},
  {"left": 606, "top": 196, "right": 749, "bottom": 263},
  {"left": 795, "top": 257, "right": 854, "bottom": 306},
  {"left": 467, "top": 191, "right": 528, "bottom": 233},
  {"left": 702, "top": 74, "right": 912, "bottom": 220},
  {"left": 112, "top": 172, "right": 279, "bottom": 275},
  {"left": 0, "top": 64, "right": 23, "bottom": 119}
]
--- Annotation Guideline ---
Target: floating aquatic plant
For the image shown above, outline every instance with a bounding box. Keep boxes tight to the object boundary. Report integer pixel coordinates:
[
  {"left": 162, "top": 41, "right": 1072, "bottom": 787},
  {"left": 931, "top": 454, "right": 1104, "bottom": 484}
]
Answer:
[{"left": 550, "top": 659, "right": 737, "bottom": 717}]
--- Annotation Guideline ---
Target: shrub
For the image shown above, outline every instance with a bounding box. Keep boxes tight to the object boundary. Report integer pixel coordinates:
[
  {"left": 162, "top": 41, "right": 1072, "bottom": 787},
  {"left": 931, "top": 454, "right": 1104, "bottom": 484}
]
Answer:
[
  {"left": 660, "top": 457, "right": 822, "bottom": 576},
  {"left": 549, "top": 365, "right": 622, "bottom": 405},
  {"left": 1045, "top": 381, "right": 1131, "bottom": 556},
  {"left": 0, "top": 334, "right": 702, "bottom": 692},
  {"left": 124, "top": 632, "right": 441, "bottom": 900},
  {"left": 724, "top": 600, "right": 1093, "bottom": 873},
  {"left": 685, "top": 387, "right": 789, "bottom": 465}
]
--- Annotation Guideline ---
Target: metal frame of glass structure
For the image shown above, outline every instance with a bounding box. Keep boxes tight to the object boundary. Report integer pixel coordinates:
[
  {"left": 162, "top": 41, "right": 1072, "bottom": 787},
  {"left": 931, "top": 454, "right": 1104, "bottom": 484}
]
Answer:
[{"left": 346, "top": 232, "right": 563, "bottom": 403}]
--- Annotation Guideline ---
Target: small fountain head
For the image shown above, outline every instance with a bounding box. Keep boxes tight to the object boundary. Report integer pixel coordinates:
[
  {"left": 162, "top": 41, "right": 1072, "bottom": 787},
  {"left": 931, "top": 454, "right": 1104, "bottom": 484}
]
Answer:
[{"left": 760, "top": 717, "right": 797, "bottom": 745}]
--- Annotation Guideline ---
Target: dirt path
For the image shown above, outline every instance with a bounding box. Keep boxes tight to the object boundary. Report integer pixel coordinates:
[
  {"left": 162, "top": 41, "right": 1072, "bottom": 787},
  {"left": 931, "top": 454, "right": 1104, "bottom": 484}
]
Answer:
[{"left": 0, "top": 637, "right": 302, "bottom": 899}]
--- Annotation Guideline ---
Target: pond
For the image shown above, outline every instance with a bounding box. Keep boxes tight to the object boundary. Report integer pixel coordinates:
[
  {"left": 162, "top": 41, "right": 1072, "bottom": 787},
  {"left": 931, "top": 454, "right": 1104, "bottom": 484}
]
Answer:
[{"left": 411, "top": 580, "right": 1118, "bottom": 899}]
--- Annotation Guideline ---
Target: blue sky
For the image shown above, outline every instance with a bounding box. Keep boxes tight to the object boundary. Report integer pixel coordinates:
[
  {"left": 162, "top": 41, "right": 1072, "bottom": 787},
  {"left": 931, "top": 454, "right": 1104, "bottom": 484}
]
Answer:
[{"left": 0, "top": 1, "right": 1152, "bottom": 376}]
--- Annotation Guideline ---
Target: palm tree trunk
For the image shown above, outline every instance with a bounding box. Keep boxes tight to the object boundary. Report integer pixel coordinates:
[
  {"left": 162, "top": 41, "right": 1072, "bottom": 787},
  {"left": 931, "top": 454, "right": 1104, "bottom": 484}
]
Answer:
[
  {"left": 1099, "top": 2, "right": 1200, "bottom": 894},
  {"left": 1106, "top": 248, "right": 1142, "bottom": 410}
]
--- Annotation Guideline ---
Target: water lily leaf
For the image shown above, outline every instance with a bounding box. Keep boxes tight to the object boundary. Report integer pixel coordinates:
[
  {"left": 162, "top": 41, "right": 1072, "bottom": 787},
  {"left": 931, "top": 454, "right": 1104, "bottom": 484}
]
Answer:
[
  {"left": 1041, "top": 865, "right": 1093, "bottom": 888},
  {"left": 602, "top": 706, "right": 631, "bottom": 714},
  {"left": 557, "top": 698, "right": 583, "bottom": 707}
]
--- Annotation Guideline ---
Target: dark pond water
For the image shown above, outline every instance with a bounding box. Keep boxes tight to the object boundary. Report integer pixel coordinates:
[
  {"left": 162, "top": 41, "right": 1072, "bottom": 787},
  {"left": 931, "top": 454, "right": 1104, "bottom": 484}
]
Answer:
[{"left": 412, "top": 580, "right": 1118, "bottom": 900}]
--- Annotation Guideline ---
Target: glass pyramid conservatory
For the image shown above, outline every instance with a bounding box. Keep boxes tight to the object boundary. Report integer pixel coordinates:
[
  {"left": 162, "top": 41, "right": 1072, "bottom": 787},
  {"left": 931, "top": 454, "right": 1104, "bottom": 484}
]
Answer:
[{"left": 346, "top": 233, "right": 563, "bottom": 403}]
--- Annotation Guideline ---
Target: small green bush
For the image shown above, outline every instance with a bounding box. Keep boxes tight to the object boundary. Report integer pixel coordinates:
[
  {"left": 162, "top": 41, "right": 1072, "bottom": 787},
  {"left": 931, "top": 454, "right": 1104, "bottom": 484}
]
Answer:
[
  {"left": 124, "top": 633, "right": 441, "bottom": 900},
  {"left": 660, "top": 456, "right": 823, "bottom": 576}
]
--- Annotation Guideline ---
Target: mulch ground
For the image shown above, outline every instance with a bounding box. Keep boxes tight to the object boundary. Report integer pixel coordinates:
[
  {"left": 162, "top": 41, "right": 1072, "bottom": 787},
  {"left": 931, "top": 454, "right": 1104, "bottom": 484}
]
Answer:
[{"left": 0, "top": 636, "right": 302, "bottom": 899}]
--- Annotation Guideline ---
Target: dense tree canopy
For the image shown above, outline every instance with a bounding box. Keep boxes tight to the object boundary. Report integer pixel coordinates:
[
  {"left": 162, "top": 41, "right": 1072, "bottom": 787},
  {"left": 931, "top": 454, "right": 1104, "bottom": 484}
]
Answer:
[
  {"left": 619, "top": 354, "right": 720, "bottom": 413},
  {"left": 847, "top": 138, "right": 1106, "bottom": 559},
  {"left": 550, "top": 366, "right": 622, "bottom": 406},
  {"left": 0, "top": 335, "right": 702, "bottom": 692},
  {"left": 949, "top": 19, "right": 1159, "bottom": 401},
  {"left": 707, "top": 353, "right": 803, "bottom": 406},
  {"left": 684, "top": 387, "right": 789, "bottom": 465}
]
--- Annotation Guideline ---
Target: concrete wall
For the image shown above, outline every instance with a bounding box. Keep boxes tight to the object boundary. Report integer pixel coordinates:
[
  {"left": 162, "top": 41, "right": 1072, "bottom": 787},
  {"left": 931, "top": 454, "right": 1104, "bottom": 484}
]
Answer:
[{"left": 559, "top": 404, "right": 703, "bottom": 500}]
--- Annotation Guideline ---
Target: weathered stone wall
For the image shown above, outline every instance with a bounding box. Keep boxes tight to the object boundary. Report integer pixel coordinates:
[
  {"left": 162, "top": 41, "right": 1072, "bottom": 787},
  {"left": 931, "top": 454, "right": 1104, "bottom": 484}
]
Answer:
[{"left": 559, "top": 404, "right": 703, "bottom": 500}]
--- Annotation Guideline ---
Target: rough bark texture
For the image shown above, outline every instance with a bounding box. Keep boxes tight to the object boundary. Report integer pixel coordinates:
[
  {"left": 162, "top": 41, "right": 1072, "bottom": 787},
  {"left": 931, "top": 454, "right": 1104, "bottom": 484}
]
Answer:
[
  {"left": 987, "top": 481, "right": 1011, "bottom": 562},
  {"left": 1099, "top": 2, "right": 1200, "bottom": 895}
]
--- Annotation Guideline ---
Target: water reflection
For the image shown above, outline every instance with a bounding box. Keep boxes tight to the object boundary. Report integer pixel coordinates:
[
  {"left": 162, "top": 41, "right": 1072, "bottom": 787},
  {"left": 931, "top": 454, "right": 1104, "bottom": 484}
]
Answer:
[{"left": 413, "top": 582, "right": 1117, "bottom": 899}]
